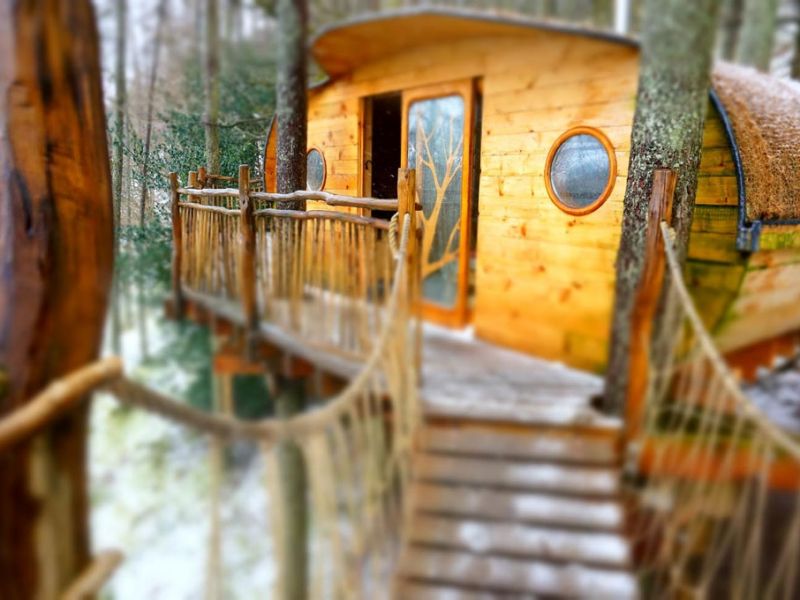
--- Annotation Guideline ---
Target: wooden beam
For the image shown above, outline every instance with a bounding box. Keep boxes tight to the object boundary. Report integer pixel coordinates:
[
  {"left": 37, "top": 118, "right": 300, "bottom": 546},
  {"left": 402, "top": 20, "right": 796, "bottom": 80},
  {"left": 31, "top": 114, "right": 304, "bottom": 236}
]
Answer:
[
  {"left": 624, "top": 169, "right": 678, "bottom": 438},
  {"left": 238, "top": 164, "right": 258, "bottom": 357},
  {"left": 0, "top": 358, "right": 122, "bottom": 452},
  {"left": 170, "top": 172, "right": 184, "bottom": 318},
  {"left": 61, "top": 550, "right": 123, "bottom": 600}
]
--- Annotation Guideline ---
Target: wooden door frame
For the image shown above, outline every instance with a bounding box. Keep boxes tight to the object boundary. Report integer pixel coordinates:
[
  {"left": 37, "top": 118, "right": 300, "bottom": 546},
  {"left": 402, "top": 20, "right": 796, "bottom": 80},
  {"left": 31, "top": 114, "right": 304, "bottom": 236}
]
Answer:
[{"left": 401, "top": 78, "right": 475, "bottom": 328}]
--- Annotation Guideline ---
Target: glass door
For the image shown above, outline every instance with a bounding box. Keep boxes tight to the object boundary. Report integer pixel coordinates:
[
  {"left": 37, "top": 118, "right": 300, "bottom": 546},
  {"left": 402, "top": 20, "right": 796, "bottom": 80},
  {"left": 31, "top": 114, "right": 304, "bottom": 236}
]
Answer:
[{"left": 402, "top": 80, "right": 474, "bottom": 327}]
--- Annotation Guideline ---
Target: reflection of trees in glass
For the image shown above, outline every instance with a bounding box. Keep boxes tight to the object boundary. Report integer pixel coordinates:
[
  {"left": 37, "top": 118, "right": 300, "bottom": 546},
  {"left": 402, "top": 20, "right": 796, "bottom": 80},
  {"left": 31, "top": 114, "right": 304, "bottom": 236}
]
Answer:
[{"left": 408, "top": 95, "right": 464, "bottom": 308}]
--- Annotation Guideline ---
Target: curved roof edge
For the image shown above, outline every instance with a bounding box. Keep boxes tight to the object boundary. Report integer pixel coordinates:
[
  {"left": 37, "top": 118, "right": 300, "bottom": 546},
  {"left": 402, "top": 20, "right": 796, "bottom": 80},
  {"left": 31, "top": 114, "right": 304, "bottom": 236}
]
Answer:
[{"left": 310, "top": 7, "right": 638, "bottom": 78}]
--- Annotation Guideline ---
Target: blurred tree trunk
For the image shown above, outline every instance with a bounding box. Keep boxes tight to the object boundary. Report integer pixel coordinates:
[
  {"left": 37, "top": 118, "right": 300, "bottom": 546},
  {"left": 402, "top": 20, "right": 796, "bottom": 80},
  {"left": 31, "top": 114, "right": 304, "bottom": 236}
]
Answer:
[
  {"left": 718, "top": 0, "right": 743, "bottom": 60},
  {"left": 275, "top": 1, "right": 309, "bottom": 598},
  {"left": 0, "top": 0, "right": 114, "bottom": 596},
  {"left": 276, "top": 0, "right": 308, "bottom": 200},
  {"left": 605, "top": 0, "right": 721, "bottom": 414},
  {"left": 111, "top": 0, "right": 128, "bottom": 354},
  {"left": 736, "top": 0, "right": 779, "bottom": 70},
  {"left": 792, "top": 0, "right": 800, "bottom": 77},
  {"left": 205, "top": 0, "right": 221, "bottom": 174},
  {"left": 594, "top": 0, "right": 614, "bottom": 28},
  {"left": 138, "top": 0, "right": 168, "bottom": 226}
]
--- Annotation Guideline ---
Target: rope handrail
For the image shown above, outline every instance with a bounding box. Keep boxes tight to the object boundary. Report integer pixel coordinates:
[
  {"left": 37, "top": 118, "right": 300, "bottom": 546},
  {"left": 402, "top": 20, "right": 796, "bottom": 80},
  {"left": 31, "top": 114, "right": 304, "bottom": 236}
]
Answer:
[
  {"left": 659, "top": 221, "right": 800, "bottom": 460},
  {"left": 0, "top": 216, "right": 413, "bottom": 450},
  {"left": 626, "top": 221, "right": 800, "bottom": 598}
]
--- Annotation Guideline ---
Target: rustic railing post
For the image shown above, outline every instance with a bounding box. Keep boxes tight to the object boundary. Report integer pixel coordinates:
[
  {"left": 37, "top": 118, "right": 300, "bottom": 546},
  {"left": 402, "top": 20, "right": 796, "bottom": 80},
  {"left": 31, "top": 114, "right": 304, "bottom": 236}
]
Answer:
[
  {"left": 397, "top": 168, "right": 417, "bottom": 261},
  {"left": 198, "top": 165, "right": 208, "bottom": 189},
  {"left": 238, "top": 164, "right": 258, "bottom": 358},
  {"left": 625, "top": 168, "right": 678, "bottom": 438},
  {"left": 188, "top": 170, "right": 199, "bottom": 204},
  {"left": 169, "top": 172, "right": 184, "bottom": 319}
]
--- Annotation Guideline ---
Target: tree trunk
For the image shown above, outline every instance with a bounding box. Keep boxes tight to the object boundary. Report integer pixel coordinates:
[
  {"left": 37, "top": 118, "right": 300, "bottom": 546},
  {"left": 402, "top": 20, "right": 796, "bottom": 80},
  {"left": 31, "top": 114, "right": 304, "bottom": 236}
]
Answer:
[
  {"left": 275, "top": 1, "right": 309, "bottom": 597},
  {"left": 792, "top": 0, "right": 800, "bottom": 78},
  {"left": 604, "top": 0, "right": 721, "bottom": 414},
  {"left": 0, "top": 1, "right": 114, "bottom": 596},
  {"left": 736, "top": 0, "right": 779, "bottom": 70},
  {"left": 276, "top": 0, "right": 308, "bottom": 201},
  {"left": 205, "top": 0, "right": 221, "bottom": 175},
  {"left": 138, "top": 0, "right": 168, "bottom": 226},
  {"left": 111, "top": 0, "right": 127, "bottom": 355},
  {"left": 718, "top": 0, "right": 743, "bottom": 60}
]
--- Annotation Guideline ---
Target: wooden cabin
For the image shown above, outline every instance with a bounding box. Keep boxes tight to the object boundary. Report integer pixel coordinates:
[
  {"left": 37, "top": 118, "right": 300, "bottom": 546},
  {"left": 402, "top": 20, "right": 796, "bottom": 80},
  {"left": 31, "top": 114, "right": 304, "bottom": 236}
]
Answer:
[{"left": 264, "top": 8, "right": 800, "bottom": 375}]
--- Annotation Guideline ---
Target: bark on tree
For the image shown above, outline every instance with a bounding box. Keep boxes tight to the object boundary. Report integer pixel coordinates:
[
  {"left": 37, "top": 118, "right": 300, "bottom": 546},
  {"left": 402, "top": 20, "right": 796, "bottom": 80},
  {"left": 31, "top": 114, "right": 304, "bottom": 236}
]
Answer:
[
  {"left": 792, "top": 0, "right": 800, "bottom": 78},
  {"left": 276, "top": 0, "right": 308, "bottom": 202},
  {"left": 736, "top": 0, "right": 779, "bottom": 71},
  {"left": 604, "top": 0, "right": 721, "bottom": 414},
  {"left": 0, "top": 0, "right": 114, "bottom": 596},
  {"left": 205, "top": 0, "right": 221, "bottom": 174},
  {"left": 138, "top": 0, "right": 168, "bottom": 226},
  {"left": 111, "top": 0, "right": 127, "bottom": 354},
  {"left": 275, "top": 1, "right": 309, "bottom": 597}
]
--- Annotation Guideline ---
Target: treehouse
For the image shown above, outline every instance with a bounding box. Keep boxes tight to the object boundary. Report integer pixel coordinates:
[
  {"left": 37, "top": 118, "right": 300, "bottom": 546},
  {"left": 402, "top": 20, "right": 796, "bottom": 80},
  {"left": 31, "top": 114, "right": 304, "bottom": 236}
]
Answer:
[{"left": 261, "top": 8, "right": 800, "bottom": 377}]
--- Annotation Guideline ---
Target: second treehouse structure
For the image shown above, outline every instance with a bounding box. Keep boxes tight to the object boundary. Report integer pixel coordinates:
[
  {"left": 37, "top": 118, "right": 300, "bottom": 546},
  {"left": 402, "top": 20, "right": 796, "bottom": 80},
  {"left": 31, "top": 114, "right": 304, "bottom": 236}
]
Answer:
[{"left": 263, "top": 8, "right": 800, "bottom": 375}]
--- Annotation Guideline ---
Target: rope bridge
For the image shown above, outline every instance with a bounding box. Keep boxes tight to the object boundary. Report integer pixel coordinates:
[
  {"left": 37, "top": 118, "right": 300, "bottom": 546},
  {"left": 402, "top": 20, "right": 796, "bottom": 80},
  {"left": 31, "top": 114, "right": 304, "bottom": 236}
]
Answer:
[
  {"left": 625, "top": 221, "right": 800, "bottom": 599},
  {"left": 0, "top": 213, "right": 419, "bottom": 599}
]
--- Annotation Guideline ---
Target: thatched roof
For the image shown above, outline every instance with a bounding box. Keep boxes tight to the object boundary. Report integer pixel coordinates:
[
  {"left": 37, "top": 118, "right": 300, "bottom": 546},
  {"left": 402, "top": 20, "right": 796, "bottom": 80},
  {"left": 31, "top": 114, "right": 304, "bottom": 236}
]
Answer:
[{"left": 713, "top": 63, "right": 800, "bottom": 223}]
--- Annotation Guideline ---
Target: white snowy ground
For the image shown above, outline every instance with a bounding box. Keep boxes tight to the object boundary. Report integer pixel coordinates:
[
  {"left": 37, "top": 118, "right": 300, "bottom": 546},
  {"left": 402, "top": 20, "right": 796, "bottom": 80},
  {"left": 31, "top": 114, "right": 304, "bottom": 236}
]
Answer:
[
  {"left": 746, "top": 362, "right": 800, "bottom": 435},
  {"left": 90, "top": 315, "right": 275, "bottom": 599}
]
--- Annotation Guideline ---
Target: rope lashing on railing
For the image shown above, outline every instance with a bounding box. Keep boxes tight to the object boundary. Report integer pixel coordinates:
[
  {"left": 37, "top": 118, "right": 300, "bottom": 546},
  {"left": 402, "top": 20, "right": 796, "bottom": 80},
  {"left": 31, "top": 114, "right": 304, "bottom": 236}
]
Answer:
[{"left": 625, "top": 221, "right": 800, "bottom": 599}]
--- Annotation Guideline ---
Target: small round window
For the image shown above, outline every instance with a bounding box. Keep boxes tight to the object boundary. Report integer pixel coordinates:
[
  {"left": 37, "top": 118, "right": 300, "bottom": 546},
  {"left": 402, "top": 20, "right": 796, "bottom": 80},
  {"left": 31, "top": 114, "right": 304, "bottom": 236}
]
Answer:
[
  {"left": 306, "top": 148, "right": 326, "bottom": 191},
  {"left": 545, "top": 127, "right": 616, "bottom": 215}
]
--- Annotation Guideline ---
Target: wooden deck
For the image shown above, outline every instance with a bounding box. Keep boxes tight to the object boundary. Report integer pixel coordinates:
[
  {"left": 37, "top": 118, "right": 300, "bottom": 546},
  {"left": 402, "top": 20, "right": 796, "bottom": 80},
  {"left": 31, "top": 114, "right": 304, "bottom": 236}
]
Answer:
[{"left": 421, "top": 324, "right": 616, "bottom": 428}]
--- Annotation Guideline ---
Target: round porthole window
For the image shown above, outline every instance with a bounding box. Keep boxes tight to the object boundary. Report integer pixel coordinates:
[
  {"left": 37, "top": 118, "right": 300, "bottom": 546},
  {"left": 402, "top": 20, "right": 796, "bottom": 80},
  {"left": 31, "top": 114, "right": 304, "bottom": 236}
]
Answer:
[
  {"left": 306, "top": 148, "right": 326, "bottom": 191},
  {"left": 544, "top": 127, "right": 616, "bottom": 216}
]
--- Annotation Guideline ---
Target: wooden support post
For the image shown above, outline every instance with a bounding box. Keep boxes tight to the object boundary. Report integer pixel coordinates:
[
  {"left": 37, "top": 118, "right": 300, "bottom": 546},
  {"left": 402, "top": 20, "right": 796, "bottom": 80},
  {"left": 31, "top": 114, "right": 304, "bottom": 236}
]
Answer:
[
  {"left": 238, "top": 165, "right": 258, "bottom": 358},
  {"left": 188, "top": 170, "right": 199, "bottom": 205},
  {"left": 170, "top": 172, "right": 184, "bottom": 319},
  {"left": 625, "top": 169, "right": 678, "bottom": 438},
  {"left": 397, "top": 168, "right": 417, "bottom": 259},
  {"left": 198, "top": 165, "right": 208, "bottom": 189}
]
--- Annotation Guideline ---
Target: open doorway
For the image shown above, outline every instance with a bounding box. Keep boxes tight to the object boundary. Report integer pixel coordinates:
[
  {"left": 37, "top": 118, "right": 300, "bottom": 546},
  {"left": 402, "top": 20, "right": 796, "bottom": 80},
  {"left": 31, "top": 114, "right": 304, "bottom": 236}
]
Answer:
[{"left": 363, "top": 93, "right": 402, "bottom": 219}]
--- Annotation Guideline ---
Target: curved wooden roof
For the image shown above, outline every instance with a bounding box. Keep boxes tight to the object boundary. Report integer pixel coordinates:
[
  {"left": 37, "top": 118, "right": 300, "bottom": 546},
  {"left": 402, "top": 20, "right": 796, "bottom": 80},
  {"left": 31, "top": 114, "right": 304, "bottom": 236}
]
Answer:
[
  {"left": 712, "top": 63, "right": 800, "bottom": 226},
  {"left": 310, "top": 7, "right": 636, "bottom": 78}
]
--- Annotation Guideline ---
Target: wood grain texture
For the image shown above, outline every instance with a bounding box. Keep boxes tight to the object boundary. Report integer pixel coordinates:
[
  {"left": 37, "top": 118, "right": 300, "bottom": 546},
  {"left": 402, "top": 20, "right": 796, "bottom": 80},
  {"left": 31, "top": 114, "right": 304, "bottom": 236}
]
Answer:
[
  {"left": 0, "top": 0, "right": 114, "bottom": 595},
  {"left": 305, "top": 19, "right": 795, "bottom": 372}
]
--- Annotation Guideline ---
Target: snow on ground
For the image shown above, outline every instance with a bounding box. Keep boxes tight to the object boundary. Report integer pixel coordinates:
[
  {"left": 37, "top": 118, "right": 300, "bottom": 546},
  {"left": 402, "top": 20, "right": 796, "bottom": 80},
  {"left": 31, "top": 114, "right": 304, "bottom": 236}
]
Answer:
[
  {"left": 746, "top": 363, "right": 800, "bottom": 435},
  {"left": 90, "top": 311, "right": 275, "bottom": 598}
]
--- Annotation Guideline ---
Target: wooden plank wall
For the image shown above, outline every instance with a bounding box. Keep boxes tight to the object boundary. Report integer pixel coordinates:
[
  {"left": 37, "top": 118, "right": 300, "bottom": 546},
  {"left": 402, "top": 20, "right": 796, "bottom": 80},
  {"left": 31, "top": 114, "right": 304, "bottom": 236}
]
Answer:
[
  {"left": 305, "top": 28, "right": 795, "bottom": 372},
  {"left": 474, "top": 36, "right": 639, "bottom": 372}
]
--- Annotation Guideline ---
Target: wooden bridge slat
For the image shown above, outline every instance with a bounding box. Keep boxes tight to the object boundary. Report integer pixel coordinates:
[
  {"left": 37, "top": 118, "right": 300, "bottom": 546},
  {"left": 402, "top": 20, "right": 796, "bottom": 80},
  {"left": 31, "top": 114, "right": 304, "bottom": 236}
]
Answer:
[
  {"left": 397, "top": 547, "right": 638, "bottom": 598},
  {"left": 415, "top": 453, "right": 620, "bottom": 496},
  {"left": 418, "top": 425, "right": 620, "bottom": 465},
  {"left": 411, "top": 483, "right": 624, "bottom": 531},
  {"left": 408, "top": 514, "right": 631, "bottom": 567},
  {"left": 392, "top": 581, "right": 503, "bottom": 600}
]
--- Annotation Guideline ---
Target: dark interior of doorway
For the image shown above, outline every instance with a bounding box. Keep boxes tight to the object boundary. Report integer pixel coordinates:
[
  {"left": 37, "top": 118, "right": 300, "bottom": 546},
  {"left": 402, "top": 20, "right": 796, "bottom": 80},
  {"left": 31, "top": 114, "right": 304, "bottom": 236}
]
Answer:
[{"left": 366, "top": 93, "right": 401, "bottom": 219}]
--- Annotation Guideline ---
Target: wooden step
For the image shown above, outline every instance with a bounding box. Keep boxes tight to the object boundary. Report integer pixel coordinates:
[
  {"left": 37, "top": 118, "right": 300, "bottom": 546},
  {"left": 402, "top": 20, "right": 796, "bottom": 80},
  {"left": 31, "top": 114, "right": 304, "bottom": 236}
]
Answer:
[
  {"left": 412, "top": 483, "right": 625, "bottom": 531},
  {"left": 415, "top": 454, "right": 620, "bottom": 496},
  {"left": 408, "top": 515, "right": 631, "bottom": 567},
  {"left": 418, "top": 424, "right": 620, "bottom": 465},
  {"left": 393, "top": 581, "right": 517, "bottom": 599},
  {"left": 397, "top": 547, "right": 638, "bottom": 598},
  {"left": 423, "top": 400, "right": 623, "bottom": 430}
]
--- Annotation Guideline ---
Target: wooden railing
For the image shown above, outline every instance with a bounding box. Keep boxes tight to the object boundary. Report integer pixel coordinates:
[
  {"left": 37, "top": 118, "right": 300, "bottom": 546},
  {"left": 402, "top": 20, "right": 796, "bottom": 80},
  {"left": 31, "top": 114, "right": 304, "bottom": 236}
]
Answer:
[
  {"left": 626, "top": 221, "right": 800, "bottom": 598},
  {"left": 0, "top": 214, "right": 420, "bottom": 598},
  {"left": 171, "top": 166, "right": 418, "bottom": 363}
]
